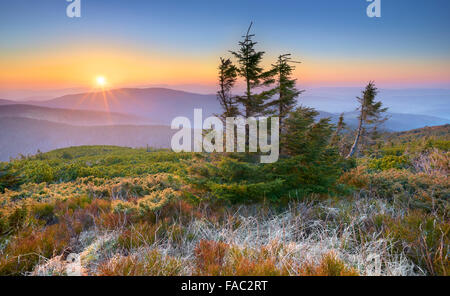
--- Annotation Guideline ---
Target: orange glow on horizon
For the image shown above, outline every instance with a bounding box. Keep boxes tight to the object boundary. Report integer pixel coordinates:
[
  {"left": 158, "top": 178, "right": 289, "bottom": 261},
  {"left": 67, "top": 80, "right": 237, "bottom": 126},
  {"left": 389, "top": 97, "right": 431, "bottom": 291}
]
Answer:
[
  {"left": 0, "top": 45, "right": 449, "bottom": 90},
  {"left": 0, "top": 45, "right": 218, "bottom": 89}
]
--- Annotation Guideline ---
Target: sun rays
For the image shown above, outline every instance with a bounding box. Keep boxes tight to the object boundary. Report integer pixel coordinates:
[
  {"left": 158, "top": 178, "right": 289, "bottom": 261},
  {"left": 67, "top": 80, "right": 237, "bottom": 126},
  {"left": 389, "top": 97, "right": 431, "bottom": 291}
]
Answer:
[{"left": 65, "top": 76, "right": 124, "bottom": 125}]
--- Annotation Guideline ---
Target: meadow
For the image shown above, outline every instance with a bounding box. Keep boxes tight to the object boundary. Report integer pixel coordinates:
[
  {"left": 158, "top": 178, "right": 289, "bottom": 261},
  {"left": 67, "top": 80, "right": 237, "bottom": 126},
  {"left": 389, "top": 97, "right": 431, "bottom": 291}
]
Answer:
[{"left": 0, "top": 125, "right": 448, "bottom": 276}]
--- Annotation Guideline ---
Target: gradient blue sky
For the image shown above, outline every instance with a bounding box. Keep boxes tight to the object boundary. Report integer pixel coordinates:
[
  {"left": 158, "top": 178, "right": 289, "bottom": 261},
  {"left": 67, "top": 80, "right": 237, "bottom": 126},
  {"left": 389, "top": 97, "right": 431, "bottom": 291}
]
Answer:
[{"left": 1, "top": 0, "right": 450, "bottom": 91}]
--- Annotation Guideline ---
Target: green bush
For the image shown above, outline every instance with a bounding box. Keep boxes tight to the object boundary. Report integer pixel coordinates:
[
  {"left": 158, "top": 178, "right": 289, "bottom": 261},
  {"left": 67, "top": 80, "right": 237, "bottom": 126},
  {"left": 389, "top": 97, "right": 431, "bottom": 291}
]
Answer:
[
  {"left": 368, "top": 155, "right": 410, "bottom": 171},
  {"left": 380, "top": 211, "right": 449, "bottom": 276},
  {"left": 31, "top": 203, "right": 56, "bottom": 225}
]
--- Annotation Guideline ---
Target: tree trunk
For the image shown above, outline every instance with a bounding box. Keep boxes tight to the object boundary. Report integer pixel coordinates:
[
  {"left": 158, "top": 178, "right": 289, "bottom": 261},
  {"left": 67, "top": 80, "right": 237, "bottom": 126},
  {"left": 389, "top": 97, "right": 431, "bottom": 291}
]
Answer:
[{"left": 346, "top": 112, "right": 364, "bottom": 158}]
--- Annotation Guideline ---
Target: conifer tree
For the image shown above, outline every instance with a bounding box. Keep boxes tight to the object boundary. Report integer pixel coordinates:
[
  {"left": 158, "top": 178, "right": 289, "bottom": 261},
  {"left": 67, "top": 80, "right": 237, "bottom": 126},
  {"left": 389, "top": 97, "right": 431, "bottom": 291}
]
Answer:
[
  {"left": 216, "top": 57, "right": 239, "bottom": 121},
  {"left": 283, "top": 107, "right": 335, "bottom": 160},
  {"left": 230, "top": 22, "right": 276, "bottom": 118},
  {"left": 0, "top": 164, "right": 18, "bottom": 193},
  {"left": 267, "top": 54, "right": 303, "bottom": 131},
  {"left": 273, "top": 107, "right": 343, "bottom": 198},
  {"left": 346, "top": 82, "right": 388, "bottom": 158}
]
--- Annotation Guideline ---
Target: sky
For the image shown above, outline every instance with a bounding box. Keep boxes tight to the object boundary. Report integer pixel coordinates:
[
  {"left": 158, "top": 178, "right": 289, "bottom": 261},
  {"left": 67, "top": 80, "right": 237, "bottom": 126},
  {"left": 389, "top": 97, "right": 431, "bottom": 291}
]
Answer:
[{"left": 1, "top": 0, "right": 450, "bottom": 94}]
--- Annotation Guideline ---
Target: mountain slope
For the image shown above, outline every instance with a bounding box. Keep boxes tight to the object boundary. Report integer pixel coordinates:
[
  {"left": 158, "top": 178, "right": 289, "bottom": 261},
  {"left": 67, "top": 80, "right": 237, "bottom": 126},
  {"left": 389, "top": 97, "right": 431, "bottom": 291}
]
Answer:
[
  {"left": 301, "top": 87, "right": 450, "bottom": 119},
  {"left": 0, "top": 104, "right": 152, "bottom": 126},
  {"left": 0, "top": 99, "right": 15, "bottom": 105},
  {"left": 332, "top": 111, "right": 449, "bottom": 132},
  {"left": 26, "top": 87, "right": 448, "bottom": 131},
  {"left": 0, "top": 117, "right": 175, "bottom": 161},
  {"left": 385, "top": 124, "right": 450, "bottom": 144},
  {"left": 32, "top": 88, "right": 221, "bottom": 125}
]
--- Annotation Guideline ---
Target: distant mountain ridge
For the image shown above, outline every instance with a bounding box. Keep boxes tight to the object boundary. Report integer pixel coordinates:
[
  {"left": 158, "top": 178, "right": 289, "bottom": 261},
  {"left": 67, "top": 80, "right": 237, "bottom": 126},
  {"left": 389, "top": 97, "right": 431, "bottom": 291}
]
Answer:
[
  {"left": 0, "top": 117, "right": 174, "bottom": 161},
  {"left": 0, "top": 104, "right": 153, "bottom": 126},
  {"left": 389, "top": 124, "right": 450, "bottom": 140},
  {"left": 301, "top": 87, "right": 450, "bottom": 119},
  {"left": 0, "top": 87, "right": 447, "bottom": 161},
  {"left": 28, "top": 87, "right": 221, "bottom": 124},
  {"left": 320, "top": 111, "right": 449, "bottom": 132},
  {"left": 0, "top": 87, "right": 447, "bottom": 132},
  {"left": 0, "top": 99, "right": 15, "bottom": 105},
  {"left": 14, "top": 87, "right": 447, "bottom": 131}
]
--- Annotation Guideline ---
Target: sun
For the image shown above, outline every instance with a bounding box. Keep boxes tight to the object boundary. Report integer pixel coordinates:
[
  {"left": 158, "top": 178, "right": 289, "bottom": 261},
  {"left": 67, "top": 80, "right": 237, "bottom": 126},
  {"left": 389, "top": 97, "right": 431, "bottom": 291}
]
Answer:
[{"left": 96, "top": 76, "right": 107, "bottom": 87}]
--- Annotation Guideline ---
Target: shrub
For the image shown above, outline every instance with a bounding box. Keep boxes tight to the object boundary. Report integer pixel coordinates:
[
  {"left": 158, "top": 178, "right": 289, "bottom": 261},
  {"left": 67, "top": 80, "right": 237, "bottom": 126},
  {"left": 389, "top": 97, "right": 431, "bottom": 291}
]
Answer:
[
  {"left": 368, "top": 155, "right": 410, "bottom": 171},
  {"left": 381, "top": 211, "right": 449, "bottom": 276},
  {"left": 137, "top": 188, "right": 180, "bottom": 215},
  {"left": 412, "top": 149, "right": 449, "bottom": 175},
  {"left": 207, "top": 179, "right": 286, "bottom": 203},
  {"left": 340, "top": 167, "right": 449, "bottom": 212},
  {"left": 0, "top": 223, "right": 71, "bottom": 275},
  {"left": 95, "top": 212, "right": 130, "bottom": 230},
  {"left": 97, "top": 249, "right": 183, "bottom": 276},
  {"left": 298, "top": 252, "right": 359, "bottom": 276},
  {"left": 194, "top": 240, "right": 229, "bottom": 276},
  {"left": 31, "top": 202, "right": 56, "bottom": 225},
  {"left": 225, "top": 246, "right": 290, "bottom": 276},
  {"left": 6, "top": 206, "right": 28, "bottom": 232},
  {"left": 117, "top": 222, "right": 161, "bottom": 250},
  {"left": 61, "top": 152, "right": 73, "bottom": 160},
  {"left": 29, "top": 162, "right": 55, "bottom": 184},
  {"left": 187, "top": 154, "right": 344, "bottom": 203},
  {"left": 0, "top": 164, "right": 20, "bottom": 192},
  {"left": 193, "top": 241, "right": 291, "bottom": 276}
]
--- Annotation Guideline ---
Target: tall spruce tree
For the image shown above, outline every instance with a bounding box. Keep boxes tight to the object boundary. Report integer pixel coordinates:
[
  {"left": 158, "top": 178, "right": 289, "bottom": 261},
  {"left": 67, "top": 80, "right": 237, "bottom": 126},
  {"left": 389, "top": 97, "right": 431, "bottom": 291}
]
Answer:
[
  {"left": 230, "top": 22, "right": 276, "bottom": 118},
  {"left": 216, "top": 57, "right": 239, "bottom": 121},
  {"left": 268, "top": 54, "right": 303, "bottom": 131},
  {"left": 346, "top": 82, "right": 388, "bottom": 158}
]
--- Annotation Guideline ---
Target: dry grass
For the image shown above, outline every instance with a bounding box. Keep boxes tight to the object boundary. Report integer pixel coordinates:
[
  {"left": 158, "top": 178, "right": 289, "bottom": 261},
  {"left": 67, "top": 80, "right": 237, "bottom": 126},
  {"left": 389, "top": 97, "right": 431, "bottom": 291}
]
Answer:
[{"left": 27, "top": 196, "right": 423, "bottom": 276}]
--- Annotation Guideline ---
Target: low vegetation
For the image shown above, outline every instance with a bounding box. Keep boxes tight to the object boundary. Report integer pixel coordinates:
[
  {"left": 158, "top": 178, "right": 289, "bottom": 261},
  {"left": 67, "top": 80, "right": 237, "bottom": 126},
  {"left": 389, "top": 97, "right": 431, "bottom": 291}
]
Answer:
[{"left": 0, "top": 123, "right": 448, "bottom": 276}]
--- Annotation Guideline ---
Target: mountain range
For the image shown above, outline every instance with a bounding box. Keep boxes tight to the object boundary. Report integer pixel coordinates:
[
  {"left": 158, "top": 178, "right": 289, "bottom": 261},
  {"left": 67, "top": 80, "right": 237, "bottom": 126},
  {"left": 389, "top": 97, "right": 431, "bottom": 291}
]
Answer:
[
  {"left": 0, "top": 104, "right": 151, "bottom": 126},
  {"left": 300, "top": 87, "right": 450, "bottom": 120},
  {"left": 321, "top": 111, "right": 448, "bottom": 132},
  {"left": 0, "top": 117, "right": 174, "bottom": 162},
  {"left": 27, "top": 88, "right": 222, "bottom": 124},
  {"left": 0, "top": 87, "right": 448, "bottom": 161},
  {"left": 8, "top": 87, "right": 449, "bottom": 127}
]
